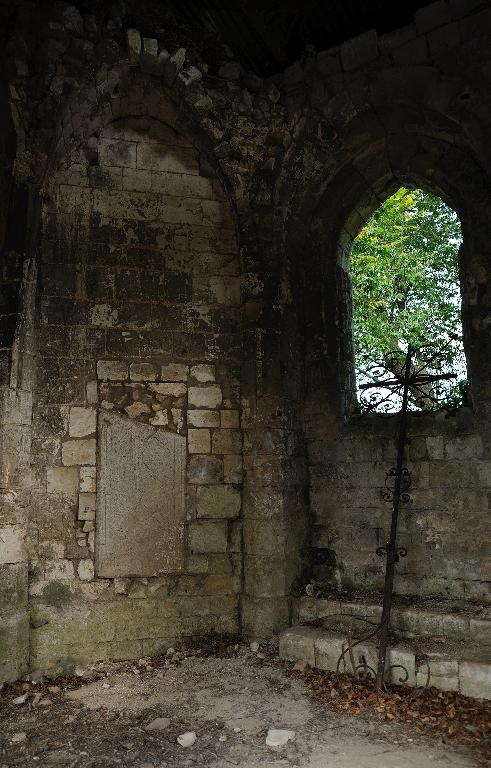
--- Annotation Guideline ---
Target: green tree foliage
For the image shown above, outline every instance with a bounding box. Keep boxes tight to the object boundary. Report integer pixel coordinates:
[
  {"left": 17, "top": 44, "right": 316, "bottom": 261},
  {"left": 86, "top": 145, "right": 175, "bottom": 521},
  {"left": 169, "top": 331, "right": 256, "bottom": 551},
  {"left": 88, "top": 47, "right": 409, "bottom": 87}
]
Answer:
[{"left": 350, "top": 187, "right": 466, "bottom": 411}]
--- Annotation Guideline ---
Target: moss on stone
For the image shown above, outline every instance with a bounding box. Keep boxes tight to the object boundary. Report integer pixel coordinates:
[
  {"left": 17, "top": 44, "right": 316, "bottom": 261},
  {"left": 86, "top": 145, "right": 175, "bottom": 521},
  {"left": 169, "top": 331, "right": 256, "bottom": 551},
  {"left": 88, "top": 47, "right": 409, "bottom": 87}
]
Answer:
[{"left": 42, "top": 581, "right": 73, "bottom": 607}]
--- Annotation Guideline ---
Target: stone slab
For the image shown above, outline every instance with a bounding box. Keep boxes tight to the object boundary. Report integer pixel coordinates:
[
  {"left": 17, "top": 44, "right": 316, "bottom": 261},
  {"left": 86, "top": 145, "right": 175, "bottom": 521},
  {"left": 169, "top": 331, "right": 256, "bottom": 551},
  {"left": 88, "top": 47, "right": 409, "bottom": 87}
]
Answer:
[
  {"left": 278, "top": 626, "right": 324, "bottom": 666},
  {"left": 96, "top": 412, "right": 186, "bottom": 577},
  {"left": 459, "top": 660, "right": 491, "bottom": 699},
  {"left": 279, "top": 625, "right": 491, "bottom": 699}
]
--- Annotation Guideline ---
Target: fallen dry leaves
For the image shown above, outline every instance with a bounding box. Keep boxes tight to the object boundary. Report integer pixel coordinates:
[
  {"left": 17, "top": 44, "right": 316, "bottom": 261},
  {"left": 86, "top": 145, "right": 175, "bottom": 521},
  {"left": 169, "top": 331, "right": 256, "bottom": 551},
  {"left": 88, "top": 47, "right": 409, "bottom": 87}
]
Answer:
[{"left": 287, "top": 666, "right": 491, "bottom": 765}]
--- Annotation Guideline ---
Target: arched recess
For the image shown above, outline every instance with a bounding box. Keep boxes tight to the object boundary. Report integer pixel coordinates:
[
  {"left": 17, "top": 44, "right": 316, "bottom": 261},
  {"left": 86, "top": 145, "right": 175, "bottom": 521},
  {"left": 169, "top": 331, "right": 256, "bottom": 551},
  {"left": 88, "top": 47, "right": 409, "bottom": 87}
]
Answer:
[
  {"left": 29, "top": 72, "right": 247, "bottom": 669},
  {"left": 285, "top": 118, "right": 491, "bottom": 604}
]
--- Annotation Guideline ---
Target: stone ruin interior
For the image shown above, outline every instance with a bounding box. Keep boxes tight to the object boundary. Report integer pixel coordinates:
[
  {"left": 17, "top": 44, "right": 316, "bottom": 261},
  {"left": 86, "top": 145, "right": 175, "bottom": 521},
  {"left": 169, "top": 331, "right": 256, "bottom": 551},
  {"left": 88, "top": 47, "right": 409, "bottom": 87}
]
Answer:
[{"left": 0, "top": 0, "right": 490, "bottom": 744}]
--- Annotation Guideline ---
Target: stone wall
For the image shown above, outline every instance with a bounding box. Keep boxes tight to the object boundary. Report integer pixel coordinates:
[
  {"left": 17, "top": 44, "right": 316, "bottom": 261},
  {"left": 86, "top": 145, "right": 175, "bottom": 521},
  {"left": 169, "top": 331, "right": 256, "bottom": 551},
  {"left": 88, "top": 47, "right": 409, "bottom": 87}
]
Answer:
[
  {"left": 307, "top": 408, "right": 490, "bottom": 602},
  {"left": 276, "top": 0, "right": 491, "bottom": 608},
  {"left": 0, "top": 0, "right": 490, "bottom": 680},
  {"left": 28, "top": 115, "right": 243, "bottom": 669}
]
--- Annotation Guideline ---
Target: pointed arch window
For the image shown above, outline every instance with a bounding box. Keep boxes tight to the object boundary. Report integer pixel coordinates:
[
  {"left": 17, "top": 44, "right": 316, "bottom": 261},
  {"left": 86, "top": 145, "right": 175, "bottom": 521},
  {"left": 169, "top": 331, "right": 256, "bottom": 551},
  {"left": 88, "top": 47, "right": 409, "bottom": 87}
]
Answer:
[{"left": 350, "top": 188, "right": 467, "bottom": 412}]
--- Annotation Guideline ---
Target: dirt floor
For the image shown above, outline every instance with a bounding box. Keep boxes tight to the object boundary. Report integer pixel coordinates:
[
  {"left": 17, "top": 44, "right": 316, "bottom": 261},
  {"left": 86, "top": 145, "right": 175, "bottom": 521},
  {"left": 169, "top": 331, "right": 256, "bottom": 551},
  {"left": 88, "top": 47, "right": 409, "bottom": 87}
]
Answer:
[{"left": 0, "top": 643, "right": 487, "bottom": 768}]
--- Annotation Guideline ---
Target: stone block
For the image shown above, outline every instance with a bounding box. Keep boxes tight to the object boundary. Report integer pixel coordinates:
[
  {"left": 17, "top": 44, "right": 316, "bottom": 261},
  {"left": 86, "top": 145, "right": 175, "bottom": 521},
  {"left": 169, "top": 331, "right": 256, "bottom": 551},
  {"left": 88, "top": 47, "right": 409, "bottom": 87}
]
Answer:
[
  {"left": 190, "top": 364, "right": 215, "bottom": 382},
  {"left": 136, "top": 143, "right": 199, "bottom": 175},
  {"left": 197, "top": 485, "right": 241, "bottom": 519},
  {"left": 204, "top": 574, "right": 234, "bottom": 595},
  {"left": 78, "top": 559, "right": 95, "bottom": 581},
  {"left": 299, "top": 598, "right": 341, "bottom": 621},
  {"left": 243, "top": 518, "right": 288, "bottom": 558},
  {"left": 126, "top": 28, "right": 142, "bottom": 64},
  {"left": 244, "top": 555, "right": 288, "bottom": 598},
  {"left": 209, "top": 276, "right": 241, "bottom": 305},
  {"left": 445, "top": 434, "right": 483, "bottom": 460},
  {"left": 279, "top": 626, "right": 323, "bottom": 666},
  {"left": 122, "top": 168, "right": 152, "bottom": 192},
  {"left": 161, "top": 363, "right": 189, "bottom": 381},
  {"left": 125, "top": 402, "right": 151, "bottom": 418},
  {"left": 78, "top": 492, "right": 96, "bottom": 521},
  {"left": 470, "top": 618, "right": 491, "bottom": 645},
  {"left": 392, "top": 36, "right": 428, "bottom": 65},
  {"left": 130, "top": 362, "right": 157, "bottom": 381},
  {"left": 459, "top": 660, "right": 491, "bottom": 699},
  {"left": 149, "top": 411, "right": 169, "bottom": 426},
  {"left": 0, "top": 564, "right": 27, "bottom": 615},
  {"left": 149, "top": 383, "right": 187, "bottom": 397},
  {"left": 187, "top": 554, "right": 209, "bottom": 574},
  {"left": 62, "top": 439, "right": 96, "bottom": 466},
  {"left": 113, "top": 577, "right": 130, "bottom": 594},
  {"left": 221, "top": 410, "right": 240, "bottom": 428},
  {"left": 96, "top": 412, "right": 186, "bottom": 577},
  {"left": 69, "top": 407, "right": 97, "bottom": 437},
  {"left": 188, "top": 521, "right": 228, "bottom": 553},
  {"left": 476, "top": 461, "right": 491, "bottom": 487},
  {"left": 442, "top": 613, "right": 469, "bottom": 640},
  {"left": 318, "top": 633, "right": 377, "bottom": 675},
  {"left": 86, "top": 381, "right": 98, "bottom": 404},
  {"left": 188, "top": 386, "right": 222, "bottom": 408},
  {"left": 229, "top": 521, "right": 242, "bottom": 554},
  {"left": 188, "top": 429, "right": 211, "bottom": 454},
  {"left": 152, "top": 171, "right": 213, "bottom": 197},
  {"left": 90, "top": 304, "right": 118, "bottom": 328},
  {"left": 415, "top": 0, "right": 451, "bottom": 33},
  {"left": 450, "top": 0, "right": 482, "bottom": 20},
  {"left": 45, "top": 559, "right": 75, "bottom": 580},
  {"left": 0, "top": 525, "right": 24, "bottom": 565},
  {"left": 143, "top": 37, "right": 158, "bottom": 56},
  {"left": 426, "top": 436, "right": 444, "bottom": 459},
  {"left": 187, "top": 409, "right": 220, "bottom": 428},
  {"left": 188, "top": 456, "right": 223, "bottom": 484},
  {"left": 47, "top": 466, "right": 79, "bottom": 498},
  {"left": 0, "top": 611, "right": 29, "bottom": 683},
  {"left": 430, "top": 656, "right": 459, "bottom": 677},
  {"left": 99, "top": 139, "right": 137, "bottom": 168},
  {"left": 223, "top": 455, "right": 243, "bottom": 483},
  {"left": 97, "top": 360, "right": 128, "bottom": 380},
  {"left": 212, "top": 429, "right": 242, "bottom": 455},
  {"left": 80, "top": 466, "right": 97, "bottom": 493},
  {"left": 340, "top": 29, "right": 378, "bottom": 71},
  {"left": 428, "top": 21, "right": 461, "bottom": 57},
  {"left": 389, "top": 646, "right": 416, "bottom": 686},
  {"left": 242, "top": 595, "right": 290, "bottom": 639},
  {"left": 416, "top": 657, "right": 459, "bottom": 691}
]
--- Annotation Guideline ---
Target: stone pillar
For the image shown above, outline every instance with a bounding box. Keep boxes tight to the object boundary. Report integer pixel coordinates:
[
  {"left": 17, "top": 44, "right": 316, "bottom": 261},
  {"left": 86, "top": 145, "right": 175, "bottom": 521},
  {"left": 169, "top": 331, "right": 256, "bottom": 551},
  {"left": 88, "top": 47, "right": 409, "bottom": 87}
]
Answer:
[
  {"left": 240, "top": 219, "right": 309, "bottom": 639},
  {"left": 0, "top": 192, "right": 38, "bottom": 681},
  {"left": 0, "top": 329, "right": 35, "bottom": 682},
  {"left": 0, "top": 389, "right": 30, "bottom": 681}
]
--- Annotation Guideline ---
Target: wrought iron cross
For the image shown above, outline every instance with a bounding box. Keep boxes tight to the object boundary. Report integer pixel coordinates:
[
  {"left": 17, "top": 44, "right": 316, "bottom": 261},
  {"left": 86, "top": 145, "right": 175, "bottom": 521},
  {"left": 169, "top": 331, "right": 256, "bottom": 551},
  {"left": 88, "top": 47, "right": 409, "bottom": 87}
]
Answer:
[
  {"left": 337, "top": 344, "right": 456, "bottom": 691},
  {"left": 362, "top": 344, "right": 456, "bottom": 690}
]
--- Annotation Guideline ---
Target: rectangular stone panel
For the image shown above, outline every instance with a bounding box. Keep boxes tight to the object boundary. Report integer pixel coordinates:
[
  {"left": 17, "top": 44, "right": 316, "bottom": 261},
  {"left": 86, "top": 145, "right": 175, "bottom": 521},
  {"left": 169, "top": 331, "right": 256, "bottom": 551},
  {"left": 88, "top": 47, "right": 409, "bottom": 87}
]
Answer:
[{"left": 96, "top": 412, "right": 186, "bottom": 577}]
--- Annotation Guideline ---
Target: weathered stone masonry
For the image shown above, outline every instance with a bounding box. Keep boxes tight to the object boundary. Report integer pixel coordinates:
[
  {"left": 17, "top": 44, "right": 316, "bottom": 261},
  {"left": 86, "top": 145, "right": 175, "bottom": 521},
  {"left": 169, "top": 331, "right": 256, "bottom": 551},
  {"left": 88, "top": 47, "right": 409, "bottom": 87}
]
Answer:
[
  {"left": 0, "top": 0, "right": 490, "bottom": 681},
  {"left": 28, "top": 112, "right": 243, "bottom": 668}
]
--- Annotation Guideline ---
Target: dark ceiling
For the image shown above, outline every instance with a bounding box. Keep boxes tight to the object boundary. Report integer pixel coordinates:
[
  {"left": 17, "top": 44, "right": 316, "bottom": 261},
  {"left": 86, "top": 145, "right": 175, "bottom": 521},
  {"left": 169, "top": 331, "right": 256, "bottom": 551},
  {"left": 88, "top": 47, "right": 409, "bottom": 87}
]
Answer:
[
  {"left": 0, "top": 0, "right": 438, "bottom": 77},
  {"left": 169, "top": 0, "right": 437, "bottom": 76}
]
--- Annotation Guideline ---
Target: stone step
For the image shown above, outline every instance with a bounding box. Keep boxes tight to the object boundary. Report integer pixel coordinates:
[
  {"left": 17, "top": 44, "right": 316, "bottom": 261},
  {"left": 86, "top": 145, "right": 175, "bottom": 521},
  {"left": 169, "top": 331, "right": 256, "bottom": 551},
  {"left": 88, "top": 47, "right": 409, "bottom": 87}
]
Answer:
[
  {"left": 294, "top": 596, "right": 491, "bottom": 645},
  {"left": 279, "top": 625, "right": 491, "bottom": 699}
]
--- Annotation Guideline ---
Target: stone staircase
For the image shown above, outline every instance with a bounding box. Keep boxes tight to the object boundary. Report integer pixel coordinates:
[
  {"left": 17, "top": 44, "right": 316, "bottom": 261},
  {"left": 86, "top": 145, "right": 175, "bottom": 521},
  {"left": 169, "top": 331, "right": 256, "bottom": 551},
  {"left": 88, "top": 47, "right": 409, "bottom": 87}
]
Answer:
[{"left": 279, "top": 596, "right": 491, "bottom": 699}]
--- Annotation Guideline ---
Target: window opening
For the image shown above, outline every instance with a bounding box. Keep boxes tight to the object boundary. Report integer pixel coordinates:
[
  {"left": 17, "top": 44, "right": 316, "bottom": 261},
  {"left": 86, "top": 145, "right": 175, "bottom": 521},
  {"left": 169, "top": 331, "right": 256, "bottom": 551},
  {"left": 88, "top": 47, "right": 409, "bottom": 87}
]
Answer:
[{"left": 350, "top": 187, "right": 466, "bottom": 413}]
